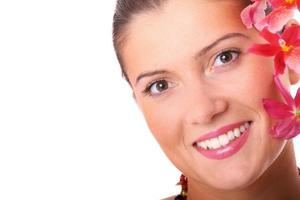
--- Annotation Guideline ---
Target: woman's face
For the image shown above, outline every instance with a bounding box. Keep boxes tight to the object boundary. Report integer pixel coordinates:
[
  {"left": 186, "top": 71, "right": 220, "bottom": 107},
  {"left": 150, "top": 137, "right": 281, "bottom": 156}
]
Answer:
[{"left": 120, "top": 0, "right": 290, "bottom": 190}]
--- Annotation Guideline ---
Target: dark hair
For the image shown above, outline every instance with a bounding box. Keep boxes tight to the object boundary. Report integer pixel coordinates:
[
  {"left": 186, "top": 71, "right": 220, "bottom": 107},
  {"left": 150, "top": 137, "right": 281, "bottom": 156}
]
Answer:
[{"left": 112, "top": 0, "right": 251, "bottom": 84}]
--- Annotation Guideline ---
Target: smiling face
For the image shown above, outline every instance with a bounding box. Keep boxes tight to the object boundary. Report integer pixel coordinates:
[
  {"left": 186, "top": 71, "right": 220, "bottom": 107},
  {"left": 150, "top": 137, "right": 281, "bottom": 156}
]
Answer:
[{"left": 119, "top": 0, "right": 290, "bottom": 190}]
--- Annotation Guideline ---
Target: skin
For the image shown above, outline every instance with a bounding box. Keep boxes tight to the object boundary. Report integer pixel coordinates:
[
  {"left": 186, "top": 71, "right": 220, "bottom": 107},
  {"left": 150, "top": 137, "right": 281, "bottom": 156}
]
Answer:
[{"left": 119, "top": 0, "right": 300, "bottom": 199}]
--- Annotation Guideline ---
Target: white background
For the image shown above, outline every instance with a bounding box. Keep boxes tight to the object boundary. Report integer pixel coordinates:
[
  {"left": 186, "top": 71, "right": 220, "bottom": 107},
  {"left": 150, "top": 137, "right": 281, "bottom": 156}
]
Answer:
[{"left": 0, "top": 1, "right": 299, "bottom": 200}]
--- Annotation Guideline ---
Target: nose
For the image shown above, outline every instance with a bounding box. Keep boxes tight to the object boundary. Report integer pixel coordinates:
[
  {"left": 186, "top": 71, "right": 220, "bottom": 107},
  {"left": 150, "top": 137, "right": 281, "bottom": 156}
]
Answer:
[{"left": 184, "top": 89, "right": 228, "bottom": 125}]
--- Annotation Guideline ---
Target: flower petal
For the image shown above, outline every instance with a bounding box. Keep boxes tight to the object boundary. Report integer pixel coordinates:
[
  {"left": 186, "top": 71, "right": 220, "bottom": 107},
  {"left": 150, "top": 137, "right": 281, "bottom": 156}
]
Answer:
[
  {"left": 297, "top": 0, "right": 300, "bottom": 10},
  {"left": 294, "top": 87, "right": 300, "bottom": 107},
  {"left": 285, "top": 47, "right": 300, "bottom": 74},
  {"left": 253, "top": 0, "right": 268, "bottom": 24},
  {"left": 291, "top": 39, "right": 300, "bottom": 46},
  {"left": 268, "top": 0, "right": 286, "bottom": 8},
  {"left": 274, "top": 51, "right": 286, "bottom": 75},
  {"left": 260, "top": 27, "right": 281, "bottom": 45},
  {"left": 282, "top": 25, "right": 300, "bottom": 45},
  {"left": 262, "top": 98, "right": 294, "bottom": 119},
  {"left": 240, "top": 2, "right": 257, "bottom": 28},
  {"left": 241, "top": 0, "right": 267, "bottom": 29},
  {"left": 285, "top": 122, "right": 300, "bottom": 139},
  {"left": 270, "top": 0, "right": 297, "bottom": 9},
  {"left": 274, "top": 75, "right": 295, "bottom": 106},
  {"left": 248, "top": 44, "right": 280, "bottom": 56},
  {"left": 256, "top": 7, "right": 294, "bottom": 33},
  {"left": 270, "top": 118, "right": 296, "bottom": 138}
]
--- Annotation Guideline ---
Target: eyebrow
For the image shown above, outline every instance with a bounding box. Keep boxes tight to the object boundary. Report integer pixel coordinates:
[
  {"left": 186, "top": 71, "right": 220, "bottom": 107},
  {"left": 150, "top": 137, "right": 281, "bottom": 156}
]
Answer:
[
  {"left": 135, "top": 32, "right": 249, "bottom": 86},
  {"left": 194, "top": 32, "right": 249, "bottom": 58},
  {"left": 135, "top": 70, "right": 169, "bottom": 86}
]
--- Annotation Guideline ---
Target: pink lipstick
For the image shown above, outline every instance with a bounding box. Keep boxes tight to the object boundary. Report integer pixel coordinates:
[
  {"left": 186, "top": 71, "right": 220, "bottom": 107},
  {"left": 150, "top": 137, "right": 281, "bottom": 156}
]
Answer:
[{"left": 194, "top": 121, "right": 252, "bottom": 160}]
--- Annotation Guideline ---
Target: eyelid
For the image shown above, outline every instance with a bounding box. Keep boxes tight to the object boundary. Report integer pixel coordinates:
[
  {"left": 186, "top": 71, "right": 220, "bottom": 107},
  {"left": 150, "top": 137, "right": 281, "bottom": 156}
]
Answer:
[
  {"left": 208, "top": 47, "right": 241, "bottom": 71},
  {"left": 142, "top": 78, "right": 176, "bottom": 97}
]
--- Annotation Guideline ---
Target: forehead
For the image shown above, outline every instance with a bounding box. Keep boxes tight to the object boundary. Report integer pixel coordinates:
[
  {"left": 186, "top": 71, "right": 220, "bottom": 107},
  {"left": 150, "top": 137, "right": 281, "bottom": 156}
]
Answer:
[{"left": 121, "top": 0, "right": 249, "bottom": 82}]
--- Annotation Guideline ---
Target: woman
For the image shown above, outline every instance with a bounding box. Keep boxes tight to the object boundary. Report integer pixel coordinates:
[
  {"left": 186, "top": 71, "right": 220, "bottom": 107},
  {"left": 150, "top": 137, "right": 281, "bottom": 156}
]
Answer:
[{"left": 112, "top": 0, "right": 300, "bottom": 199}]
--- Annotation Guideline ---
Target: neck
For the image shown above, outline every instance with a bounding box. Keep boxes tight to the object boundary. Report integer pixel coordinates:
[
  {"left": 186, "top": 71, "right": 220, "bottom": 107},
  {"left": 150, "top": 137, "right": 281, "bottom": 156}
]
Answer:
[{"left": 187, "top": 141, "right": 300, "bottom": 200}]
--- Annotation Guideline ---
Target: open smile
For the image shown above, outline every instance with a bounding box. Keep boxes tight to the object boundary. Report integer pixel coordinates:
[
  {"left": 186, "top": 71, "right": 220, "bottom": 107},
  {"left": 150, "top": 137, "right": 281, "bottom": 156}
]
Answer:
[{"left": 193, "top": 121, "right": 252, "bottom": 160}]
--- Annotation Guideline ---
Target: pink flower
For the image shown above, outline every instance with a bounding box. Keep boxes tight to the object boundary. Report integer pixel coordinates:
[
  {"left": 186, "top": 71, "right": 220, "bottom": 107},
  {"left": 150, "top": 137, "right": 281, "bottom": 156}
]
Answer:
[
  {"left": 263, "top": 76, "right": 300, "bottom": 139},
  {"left": 248, "top": 25, "right": 300, "bottom": 75},
  {"left": 241, "top": 0, "right": 294, "bottom": 33},
  {"left": 269, "top": 0, "right": 300, "bottom": 10},
  {"left": 241, "top": 0, "right": 268, "bottom": 29},
  {"left": 255, "top": 6, "right": 294, "bottom": 33}
]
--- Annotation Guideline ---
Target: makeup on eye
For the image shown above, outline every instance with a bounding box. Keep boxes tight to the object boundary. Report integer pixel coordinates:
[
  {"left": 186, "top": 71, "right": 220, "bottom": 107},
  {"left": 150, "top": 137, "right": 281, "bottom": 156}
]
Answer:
[
  {"left": 142, "top": 79, "right": 171, "bottom": 96},
  {"left": 135, "top": 33, "right": 249, "bottom": 87},
  {"left": 141, "top": 47, "right": 243, "bottom": 97},
  {"left": 210, "top": 48, "right": 242, "bottom": 70}
]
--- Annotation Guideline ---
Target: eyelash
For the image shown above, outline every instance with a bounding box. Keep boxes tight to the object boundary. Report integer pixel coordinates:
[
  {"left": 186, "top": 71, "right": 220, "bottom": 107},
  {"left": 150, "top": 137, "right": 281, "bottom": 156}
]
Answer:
[
  {"left": 211, "top": 48, "right": 241, "bottom": 70},
  {"left": 142, "top": 79, "right": 170, "bottom": 97},
  {"left": 142, "top": 48, "right": 242, "bottom": 97}
]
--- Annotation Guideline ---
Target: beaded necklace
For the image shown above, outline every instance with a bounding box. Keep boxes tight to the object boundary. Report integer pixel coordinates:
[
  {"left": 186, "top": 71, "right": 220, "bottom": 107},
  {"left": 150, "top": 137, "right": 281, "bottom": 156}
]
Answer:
[{"left": 174, "top": 168, "right": 300, "bottom": 200}]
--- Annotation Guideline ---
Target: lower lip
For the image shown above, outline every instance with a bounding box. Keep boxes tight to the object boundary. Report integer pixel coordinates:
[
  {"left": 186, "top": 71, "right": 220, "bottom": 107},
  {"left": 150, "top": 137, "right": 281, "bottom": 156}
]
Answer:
[{"left": 194, "top": 123, "right": 251, "bottom": 160}]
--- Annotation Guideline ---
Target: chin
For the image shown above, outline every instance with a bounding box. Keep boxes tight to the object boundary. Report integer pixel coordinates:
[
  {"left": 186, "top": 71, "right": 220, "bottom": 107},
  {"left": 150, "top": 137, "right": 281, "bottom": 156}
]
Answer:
[
  {"left": 190, "top": 159, "right": 265, "bottom": 191},
  {"left": 202, "top": 169, "right": 261, "bottom": 191},
  {"left": 217, "top": 173, "right": 258, "bottom": 190}
]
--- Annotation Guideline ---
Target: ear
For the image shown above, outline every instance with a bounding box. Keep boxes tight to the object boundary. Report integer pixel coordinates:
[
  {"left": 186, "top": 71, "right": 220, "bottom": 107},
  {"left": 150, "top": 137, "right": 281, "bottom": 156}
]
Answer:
[{"left": 288, "top": 68, "right": 300, "bottom": 85}]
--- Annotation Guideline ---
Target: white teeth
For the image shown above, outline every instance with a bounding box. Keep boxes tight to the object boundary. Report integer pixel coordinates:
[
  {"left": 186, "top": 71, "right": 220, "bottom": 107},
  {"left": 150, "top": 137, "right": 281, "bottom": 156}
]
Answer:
[
  {"left": 211, "top": 138, "right": 221, "bottom": 149},
  {"left": 218, "top": 135, "right": 229, "bottom": 147},
  {"left": 205, "top": 140, "right": 211, "bottom": 149},
  {"left": 233, "top": 128, "right": 241, "bottom": 137},
  {"left": 196, "top": 121, "right": 251, "bottom": 150},
  {"left": 199, "top": 141, "right": 208, "bottom": 150},
  {"left": 227, "top": 130, "right": 235, "bottom": 141},
  {"left": 240, "top": 125, "right": 246, "bottom": 132}
]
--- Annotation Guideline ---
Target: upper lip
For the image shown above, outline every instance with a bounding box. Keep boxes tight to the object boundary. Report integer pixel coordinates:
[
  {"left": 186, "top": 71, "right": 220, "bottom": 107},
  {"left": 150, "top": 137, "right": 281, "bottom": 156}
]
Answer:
[{"left": 193, "top": 121, "right": 250, "bottom": 144}]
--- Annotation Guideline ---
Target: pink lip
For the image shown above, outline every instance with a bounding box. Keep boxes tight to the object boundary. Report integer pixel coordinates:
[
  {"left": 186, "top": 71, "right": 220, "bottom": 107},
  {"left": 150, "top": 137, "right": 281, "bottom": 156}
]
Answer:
[
  {"left": 194, "top": 121, "right": 248, "bottom": 143},
  {"left": 194, "top": 121, "right": 252, "bottom": 160}
]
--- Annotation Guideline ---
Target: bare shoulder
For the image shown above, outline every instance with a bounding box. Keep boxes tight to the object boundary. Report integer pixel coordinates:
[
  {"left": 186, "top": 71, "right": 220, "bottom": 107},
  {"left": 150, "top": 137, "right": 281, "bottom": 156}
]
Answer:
[{"left": 161, "top": 196, "right": 175, "bottom": 200}]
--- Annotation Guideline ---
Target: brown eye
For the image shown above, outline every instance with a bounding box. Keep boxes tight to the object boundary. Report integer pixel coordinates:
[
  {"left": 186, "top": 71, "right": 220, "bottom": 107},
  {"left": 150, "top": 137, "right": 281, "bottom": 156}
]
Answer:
[
  {"left": 149, "top": 80, "right": 169, "bottom": 94},
  {"left": 220, "top": 52, "right": 233, "bottom": 63},
  {"left": 213, "top": 50, "right": 240, "bottom": 67}
]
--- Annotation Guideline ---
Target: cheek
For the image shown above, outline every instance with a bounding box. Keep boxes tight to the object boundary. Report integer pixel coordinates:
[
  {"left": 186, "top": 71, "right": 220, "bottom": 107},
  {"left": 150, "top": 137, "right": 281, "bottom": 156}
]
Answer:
[
  {"left": 234, "top": 55, "right": 278, "bottom": 107},
  {"left": 139, "top": 99, "right": 184, "bottom": 148},
  {"left": 238, "top": 56, "right": 288, "bottom": 162}
]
